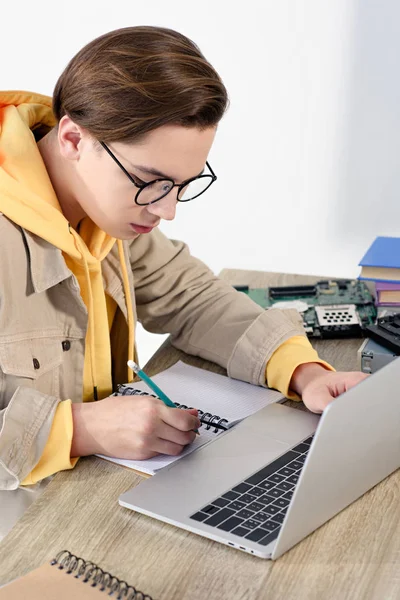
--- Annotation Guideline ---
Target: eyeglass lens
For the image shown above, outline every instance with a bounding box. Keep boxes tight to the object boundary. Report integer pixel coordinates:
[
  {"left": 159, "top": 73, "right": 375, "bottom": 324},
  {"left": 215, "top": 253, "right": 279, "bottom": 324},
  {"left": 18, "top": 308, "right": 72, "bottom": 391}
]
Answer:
[{"left": 136, "top": 175, "right": 214, "bottom": 205}]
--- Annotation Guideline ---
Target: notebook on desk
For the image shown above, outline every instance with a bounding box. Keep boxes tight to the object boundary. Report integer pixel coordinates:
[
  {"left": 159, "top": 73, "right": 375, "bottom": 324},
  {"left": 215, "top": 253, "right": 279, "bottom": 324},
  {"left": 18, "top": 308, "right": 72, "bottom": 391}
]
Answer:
[
  {"left": 0, "top": 550, "right": 152, "bottom": 599},
  {"left": 98, "top": 362, "right": 285, "bottom": 475}
]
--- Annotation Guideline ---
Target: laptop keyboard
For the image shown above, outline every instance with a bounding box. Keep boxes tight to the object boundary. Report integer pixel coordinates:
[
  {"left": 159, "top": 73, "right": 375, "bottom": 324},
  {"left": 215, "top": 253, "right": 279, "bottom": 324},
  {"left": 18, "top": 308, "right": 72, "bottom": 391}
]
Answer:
[{"left": 190, "top": 436, "right": 313, "bottom": 547}]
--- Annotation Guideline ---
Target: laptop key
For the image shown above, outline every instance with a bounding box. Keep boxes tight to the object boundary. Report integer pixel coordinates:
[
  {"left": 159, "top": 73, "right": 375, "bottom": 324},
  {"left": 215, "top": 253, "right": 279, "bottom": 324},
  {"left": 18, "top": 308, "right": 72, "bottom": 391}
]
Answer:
[
  {"left": 282, "top": 490, "right": 294, "bottom": 501},
  {"left": 246, "top": 527, "right": 272, "bottom": 542},
  {"left": 296, "top": 454, "right": 307, "bottom": 464},
  {"left": 288, "top": 460, "right": 304, "bottom": 470},
  {"left": 248, "top": 486, "right": 266, "bottom": 497},
  {"left": 248, "top": 501, "right": 264, "bottom": 512},
  {"left": 303, "top": 436, "right": 314, "bottom": 445},
  {"left": 204, "top": 508, "right": 235, "bottom": 526},
  {"left": 272, "top": 498, "right": 290, "bottom": 509},
  {"left": 258, "top": 494, "right": 275, "bottom": 505},
  {"left": 286, "top": 474, "right": 299, "bottom": 485},
  {"left": 275, "top": 482, "right": 293, "bottom": 492},
  {"left": 259, "top": 530, "right": 280, "bottom": 546},
  {"left": 201, "top": 504, "right": 220, "bottom": 515},
  {"left": 217, "top": 516, "right": 245, "bottom": 532},
  {"left": 268, "top": 474, "right": 285, "bottom": 484},
  {"left": 256, "top": 506, "right": 274, "bottom": 517},
  {"left": 267, "top": 488, "right": 284, "bottom": 499},
  {"left": 243, "top": 519, "right": 262, "bottom": 530},
  {"left": 253, "top": 511, "right": 272, "bottom": 523},
  {"left": 277, "top": 467, "right": 296, "bottom": 477},
  {"left": 212, "top": 497, "right": 231, "bottom": 508},
  {"left": 265, "top": 504, "right": 281, "bottom": 515},
  {"left": 271, "top": 512, "right": 285, "bottom": 524},
  {"left": 238, "top": 493, "right": 257, "bottom": 504},
  {"left": 259, "top": 519, "right": 280, "bottom": 533},
  {"left": 190, "top": 512, "right": 209, "bottom": 522},
  {"left": 292, "top": 443, "right": 310, "bottom": 453},
  {"left": 244, "top": 451, "right": 301, "bottom": 485},
  {"left": 231, "top": 526, "right": 251, "bottom": 537},
  {"left": 228, "top": 500, "right": 246, "bottom": 511},
  {"left": 236, "top": 509, "right": 255, "bottom": 519},
  {"left": 222, "top": 490, "right": 241, "bottom": 501},
  {"left": 232, "top": 482, "right": 253, "bottom": 494},
  {"left": 258, "top": 480, "right": 276, "bottom": 491}
]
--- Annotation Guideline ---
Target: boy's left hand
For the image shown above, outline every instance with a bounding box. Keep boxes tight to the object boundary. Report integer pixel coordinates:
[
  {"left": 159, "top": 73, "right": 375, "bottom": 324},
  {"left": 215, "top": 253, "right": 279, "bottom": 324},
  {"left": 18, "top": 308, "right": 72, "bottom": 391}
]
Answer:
[{"left": 290, "top": 363, "right": 369, "bottom": 414}]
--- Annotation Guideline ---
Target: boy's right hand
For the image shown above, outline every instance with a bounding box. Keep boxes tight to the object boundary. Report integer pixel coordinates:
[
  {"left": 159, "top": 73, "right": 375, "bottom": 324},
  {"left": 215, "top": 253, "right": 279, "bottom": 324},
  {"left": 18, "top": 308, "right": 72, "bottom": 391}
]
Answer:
[{"left": 70, "top": 395, "right": 200, "bottom": 459}]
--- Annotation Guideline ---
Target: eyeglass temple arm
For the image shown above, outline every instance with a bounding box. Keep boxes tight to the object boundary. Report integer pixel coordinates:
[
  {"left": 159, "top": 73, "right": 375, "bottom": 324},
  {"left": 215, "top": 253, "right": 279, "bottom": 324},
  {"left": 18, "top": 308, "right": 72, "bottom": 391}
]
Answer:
[
  {"left": 206, "top": 161, "right": 217, "bottom": 180},
  {"left": 101, "top": 140, "right": 216, "bottom": 185}
]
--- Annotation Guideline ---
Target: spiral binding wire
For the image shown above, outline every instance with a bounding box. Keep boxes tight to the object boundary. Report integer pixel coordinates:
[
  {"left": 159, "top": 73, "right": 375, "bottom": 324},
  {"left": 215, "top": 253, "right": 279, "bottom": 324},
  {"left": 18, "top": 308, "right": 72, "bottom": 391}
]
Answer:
[
  {"left": 115, "top": 386, "right": 229, "bottom": 433},
  {"left": 51, "top": 551, "right": 153, "bottom": 600},
  {"left": 115, "top": 386, "right": 157, "bottom": 399},
  {"left": 174, "top": 403, "right": 228, "bottom": 432}
]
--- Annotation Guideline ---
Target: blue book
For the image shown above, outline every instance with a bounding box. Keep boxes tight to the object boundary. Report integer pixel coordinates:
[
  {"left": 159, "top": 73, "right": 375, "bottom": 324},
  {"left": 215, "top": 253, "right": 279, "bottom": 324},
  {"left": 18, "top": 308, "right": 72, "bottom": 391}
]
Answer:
[{"left": 359, "top": 236, "right": 400, "bottom": 282}]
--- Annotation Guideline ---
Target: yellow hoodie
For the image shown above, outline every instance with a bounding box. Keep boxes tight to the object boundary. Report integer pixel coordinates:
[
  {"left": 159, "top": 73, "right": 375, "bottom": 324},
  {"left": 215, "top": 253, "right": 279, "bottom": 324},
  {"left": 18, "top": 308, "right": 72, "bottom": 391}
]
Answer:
[
  {"left": 0, "top": 91, "right": 135, "bottom": 483},
  {"left": 0, "top": 91, "right": 332, "bottom": 485}
]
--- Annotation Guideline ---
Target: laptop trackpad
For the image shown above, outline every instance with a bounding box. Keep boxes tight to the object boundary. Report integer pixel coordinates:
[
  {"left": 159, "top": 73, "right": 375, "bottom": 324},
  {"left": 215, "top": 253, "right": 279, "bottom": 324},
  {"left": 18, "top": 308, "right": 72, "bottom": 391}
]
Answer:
[{"left": 167, "top": 403, "right": 318, "bottom": 485}]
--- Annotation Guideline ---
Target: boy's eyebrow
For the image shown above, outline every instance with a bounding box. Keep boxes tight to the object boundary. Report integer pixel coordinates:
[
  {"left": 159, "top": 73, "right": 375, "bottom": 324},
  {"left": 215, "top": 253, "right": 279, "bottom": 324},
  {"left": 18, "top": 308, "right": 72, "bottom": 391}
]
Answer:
[
  {"left": 131, "top": 164, "right": 205, "bottom": 182},
  {"left": 132, "top": 164, "right": 174, "bottom": 179}
]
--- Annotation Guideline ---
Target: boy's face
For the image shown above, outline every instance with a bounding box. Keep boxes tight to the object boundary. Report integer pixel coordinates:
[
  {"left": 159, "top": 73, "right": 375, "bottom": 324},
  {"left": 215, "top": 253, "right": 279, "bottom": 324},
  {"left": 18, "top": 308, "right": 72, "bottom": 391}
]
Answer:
[{"left": 58, "top": 119, "right": 216, "bottom": 239}]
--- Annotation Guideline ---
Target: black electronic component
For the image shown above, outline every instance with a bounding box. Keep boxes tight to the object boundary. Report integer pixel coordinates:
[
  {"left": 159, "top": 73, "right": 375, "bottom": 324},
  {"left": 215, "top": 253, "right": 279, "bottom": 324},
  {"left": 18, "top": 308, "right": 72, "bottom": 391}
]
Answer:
[
  {"left": 335, "top": 279, "right": 351, "bottom": 291},
  {"left": 364, "top": 315, "right": 400, "bottom": 354},
  {"left": 269, "top": 285, "right": 317, "bottom": 299}
]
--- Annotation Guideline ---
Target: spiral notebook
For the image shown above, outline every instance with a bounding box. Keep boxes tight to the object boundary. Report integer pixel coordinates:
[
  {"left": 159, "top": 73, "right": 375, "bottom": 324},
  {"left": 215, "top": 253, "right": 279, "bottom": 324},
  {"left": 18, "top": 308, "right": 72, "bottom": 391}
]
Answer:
[
  {"left": 0, "top": 550, "right": 152, "bottom": 599},
  {"left": 98, "top": 361, "right": 284, "bottom": 475}
]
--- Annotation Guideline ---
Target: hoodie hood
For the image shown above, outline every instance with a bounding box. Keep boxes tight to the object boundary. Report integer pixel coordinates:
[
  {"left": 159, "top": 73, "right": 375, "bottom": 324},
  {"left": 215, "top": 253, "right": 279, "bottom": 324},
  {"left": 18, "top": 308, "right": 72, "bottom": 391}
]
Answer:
[
  {"left": 0, "top": 91, "right": 134, "bottom": 400},
  {"left": 0, "top": 90, "right": 114, "bottom": 262}
]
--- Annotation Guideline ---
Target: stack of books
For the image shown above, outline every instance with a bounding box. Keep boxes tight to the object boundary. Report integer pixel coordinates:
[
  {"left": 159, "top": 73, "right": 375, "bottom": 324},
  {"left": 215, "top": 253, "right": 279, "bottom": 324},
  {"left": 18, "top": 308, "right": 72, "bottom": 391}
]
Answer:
[{"left": 358, "top": 236, "right": 400, "bottom": 310}]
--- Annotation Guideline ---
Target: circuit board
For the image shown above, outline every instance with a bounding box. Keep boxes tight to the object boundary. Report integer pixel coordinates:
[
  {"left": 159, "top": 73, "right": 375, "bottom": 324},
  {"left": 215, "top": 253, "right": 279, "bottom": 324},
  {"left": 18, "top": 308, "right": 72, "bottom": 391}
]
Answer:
[{"left": 234, "top": 279, "right": 377, "bottom": 338}]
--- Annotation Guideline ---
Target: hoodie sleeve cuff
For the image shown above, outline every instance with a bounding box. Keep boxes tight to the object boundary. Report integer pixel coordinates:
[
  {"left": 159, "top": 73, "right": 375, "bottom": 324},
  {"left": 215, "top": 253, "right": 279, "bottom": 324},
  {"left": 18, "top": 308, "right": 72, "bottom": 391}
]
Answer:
[
  {"left": 21, "top": 400, "right": 79, "bottom": 486},
  {"left": 266, "top": 335, "right": 335, "bottom": 400}
]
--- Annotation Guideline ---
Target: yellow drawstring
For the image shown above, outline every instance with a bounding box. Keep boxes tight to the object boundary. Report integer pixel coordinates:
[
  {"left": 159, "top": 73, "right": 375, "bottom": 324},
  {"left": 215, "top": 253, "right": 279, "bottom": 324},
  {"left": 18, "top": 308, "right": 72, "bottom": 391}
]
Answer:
[
  {"left": 69, "top": 225, "right": 98, "bottom": 400},
  {"left": 118, "top": 239, "right": 135, "bottom": 383}
]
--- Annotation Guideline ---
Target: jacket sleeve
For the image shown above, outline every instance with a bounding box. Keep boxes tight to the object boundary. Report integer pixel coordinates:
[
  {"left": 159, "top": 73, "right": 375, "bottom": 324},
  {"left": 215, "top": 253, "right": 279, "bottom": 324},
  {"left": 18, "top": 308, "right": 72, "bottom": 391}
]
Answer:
[
  {"left": 20, "top": 400, "right": 78, "bottom": 486},
  {"left": 0, "top": 388, "right": 75, "bottom": 490},
  {"left": 130, "top": 228, "right": 307, "bottom": 387},
  {"left": 266, "top": 335, "right": 335, "bottom": 399}
]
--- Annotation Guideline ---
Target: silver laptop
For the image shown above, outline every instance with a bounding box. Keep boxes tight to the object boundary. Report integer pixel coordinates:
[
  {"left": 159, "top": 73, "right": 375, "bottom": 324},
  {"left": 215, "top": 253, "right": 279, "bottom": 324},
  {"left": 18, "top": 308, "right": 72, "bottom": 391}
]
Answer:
[{"left": 120, "top": 357, "right": 400, "bottom": 559}]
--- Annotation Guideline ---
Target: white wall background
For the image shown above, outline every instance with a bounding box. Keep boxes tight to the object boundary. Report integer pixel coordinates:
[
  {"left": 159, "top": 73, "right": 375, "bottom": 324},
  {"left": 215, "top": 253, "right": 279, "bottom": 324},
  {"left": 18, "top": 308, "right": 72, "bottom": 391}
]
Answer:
[{"left": 2, "top": 0, "right": 400, "bottom": 363}]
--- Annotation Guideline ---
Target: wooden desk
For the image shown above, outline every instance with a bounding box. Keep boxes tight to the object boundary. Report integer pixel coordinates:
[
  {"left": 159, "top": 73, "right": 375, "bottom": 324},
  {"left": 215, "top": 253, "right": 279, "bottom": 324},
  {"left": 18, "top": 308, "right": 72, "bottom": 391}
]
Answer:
[{"left": 0, "top": 270, "right": 399, "bottom": 600}]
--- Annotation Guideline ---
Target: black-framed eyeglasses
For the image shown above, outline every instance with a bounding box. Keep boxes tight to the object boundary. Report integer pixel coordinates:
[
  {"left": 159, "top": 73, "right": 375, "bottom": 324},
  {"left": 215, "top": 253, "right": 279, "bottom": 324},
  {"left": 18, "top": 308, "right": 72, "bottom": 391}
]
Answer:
[{"left": 100, "top": 141, "right": 217, "bottom": 206}]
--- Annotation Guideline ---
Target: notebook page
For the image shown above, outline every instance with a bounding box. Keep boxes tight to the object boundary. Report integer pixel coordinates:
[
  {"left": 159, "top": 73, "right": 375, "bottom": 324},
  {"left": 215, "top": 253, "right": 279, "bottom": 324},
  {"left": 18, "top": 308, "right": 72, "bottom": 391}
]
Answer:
[
  {"left": 133, "top": 361, "right": 284, "bottom": 422},
  {"left": 98, "top": 362, "right": 284, "bottom": 475}
]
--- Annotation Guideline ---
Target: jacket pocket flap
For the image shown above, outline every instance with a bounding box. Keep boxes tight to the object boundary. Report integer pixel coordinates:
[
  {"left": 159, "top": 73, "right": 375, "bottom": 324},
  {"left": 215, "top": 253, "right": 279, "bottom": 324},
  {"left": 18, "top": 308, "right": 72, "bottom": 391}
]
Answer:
[{"left": 0, "top": 338, "right": 64, "bottom": 380}]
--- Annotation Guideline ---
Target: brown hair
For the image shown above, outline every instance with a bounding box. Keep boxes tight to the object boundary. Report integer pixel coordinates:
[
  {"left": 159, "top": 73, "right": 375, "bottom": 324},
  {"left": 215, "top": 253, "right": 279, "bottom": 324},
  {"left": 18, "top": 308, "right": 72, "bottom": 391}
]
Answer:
[{"left": 53, "top": 26, "right": 228, "bottom": 143}]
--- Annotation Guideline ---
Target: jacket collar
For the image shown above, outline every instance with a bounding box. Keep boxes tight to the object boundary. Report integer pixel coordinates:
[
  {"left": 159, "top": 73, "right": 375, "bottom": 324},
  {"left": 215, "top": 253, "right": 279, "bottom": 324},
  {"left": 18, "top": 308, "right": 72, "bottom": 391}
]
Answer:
[
  {"left": 22, "top": 228, "right": 72, "bottom": 293},
  {"left": 21, "top": 227, "right": 126, "bottom": 307}
]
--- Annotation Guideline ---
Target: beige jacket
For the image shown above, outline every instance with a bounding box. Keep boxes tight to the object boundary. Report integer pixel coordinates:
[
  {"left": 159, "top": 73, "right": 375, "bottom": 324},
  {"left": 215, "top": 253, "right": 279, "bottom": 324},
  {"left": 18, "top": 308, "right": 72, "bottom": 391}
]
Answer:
[{"left": 0, "top": 215, "right": 305, "bottom": 489}]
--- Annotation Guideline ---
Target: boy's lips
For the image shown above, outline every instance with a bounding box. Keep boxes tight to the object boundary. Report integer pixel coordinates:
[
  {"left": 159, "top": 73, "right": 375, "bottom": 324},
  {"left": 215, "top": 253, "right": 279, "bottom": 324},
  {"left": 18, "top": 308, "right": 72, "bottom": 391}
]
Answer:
[{"left": 129, "top": 223, "right": 157, "bottom": 234}]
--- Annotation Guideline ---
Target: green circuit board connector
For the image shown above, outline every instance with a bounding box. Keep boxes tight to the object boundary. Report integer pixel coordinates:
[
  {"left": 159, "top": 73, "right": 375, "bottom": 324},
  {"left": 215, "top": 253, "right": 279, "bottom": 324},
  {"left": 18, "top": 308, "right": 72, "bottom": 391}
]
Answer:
[{"left": 235, "top": 279, "right": 376, "bottom": 338}]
